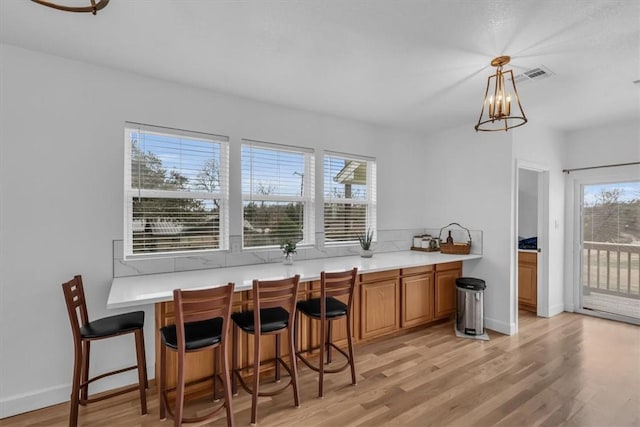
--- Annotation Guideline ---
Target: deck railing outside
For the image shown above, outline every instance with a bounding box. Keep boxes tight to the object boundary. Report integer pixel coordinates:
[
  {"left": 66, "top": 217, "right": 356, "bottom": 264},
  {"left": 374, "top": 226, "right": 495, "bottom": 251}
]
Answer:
[{"left": 583, "top": 241, "right": 640, "bottom": 299}]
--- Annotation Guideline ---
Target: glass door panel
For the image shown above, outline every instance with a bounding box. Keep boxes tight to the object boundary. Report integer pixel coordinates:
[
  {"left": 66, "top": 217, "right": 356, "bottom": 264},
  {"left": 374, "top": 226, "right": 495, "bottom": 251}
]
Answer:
[{"left": 581, "top": 181, "right": 640, "bottom": 320}]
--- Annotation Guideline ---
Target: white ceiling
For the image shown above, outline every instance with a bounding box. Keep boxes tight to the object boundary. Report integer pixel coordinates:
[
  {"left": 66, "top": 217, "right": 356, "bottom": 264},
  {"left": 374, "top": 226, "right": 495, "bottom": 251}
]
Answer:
[{"left": 1, "top": 0, "right": 639, "bottom": 135}]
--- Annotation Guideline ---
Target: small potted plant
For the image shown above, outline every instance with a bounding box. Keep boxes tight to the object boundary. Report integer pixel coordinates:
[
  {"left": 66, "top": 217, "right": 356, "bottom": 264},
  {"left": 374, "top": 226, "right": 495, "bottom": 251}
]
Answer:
[
  {"left": 356, "top": 228, "right": 374, "bottom": 258},
  {"left": 280, "top": 240, "right": 297, "bottom": 265}
]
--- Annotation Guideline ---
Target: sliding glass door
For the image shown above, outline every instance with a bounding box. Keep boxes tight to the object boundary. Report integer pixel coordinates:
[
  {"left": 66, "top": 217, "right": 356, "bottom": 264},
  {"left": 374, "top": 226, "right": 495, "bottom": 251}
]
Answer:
[{"left": 580, "top": 180, "right": 640, "bottom": 321}]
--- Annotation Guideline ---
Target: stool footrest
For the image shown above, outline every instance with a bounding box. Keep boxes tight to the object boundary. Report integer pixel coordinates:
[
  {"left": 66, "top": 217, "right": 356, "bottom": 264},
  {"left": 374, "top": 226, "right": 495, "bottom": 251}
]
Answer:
[
  {"left": 81, "top": 364, "right": 138, "bottom": 390},
  {"left": 80, "top": 382, "right": 142, "bottom": 405},
  {"left": 296, "top": 343, "right": 351, "bottom": 374},
  {"left": 233, "top": 357, "right": 295, "bottom": 397}
]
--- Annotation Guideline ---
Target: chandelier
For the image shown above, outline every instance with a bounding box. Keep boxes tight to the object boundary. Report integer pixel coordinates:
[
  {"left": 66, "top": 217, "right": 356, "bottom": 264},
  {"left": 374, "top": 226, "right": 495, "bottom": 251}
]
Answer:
[
  {"left": 475, "top": 56, "right": 527, "bottom": 132},
  {"left": 31, "top": 0, "right": 109, "bottom": 15}
]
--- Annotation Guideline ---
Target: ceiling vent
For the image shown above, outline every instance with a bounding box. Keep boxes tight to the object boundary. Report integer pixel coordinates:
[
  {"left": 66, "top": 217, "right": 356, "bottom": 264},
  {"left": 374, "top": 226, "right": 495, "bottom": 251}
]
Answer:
[{"left": 512, "top": 65, "right": 554, "bottom": 84}]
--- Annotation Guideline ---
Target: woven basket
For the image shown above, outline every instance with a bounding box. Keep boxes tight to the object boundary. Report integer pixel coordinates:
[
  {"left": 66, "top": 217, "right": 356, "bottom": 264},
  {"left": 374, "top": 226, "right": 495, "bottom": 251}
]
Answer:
[{"left": 438, "top": 223, "right": 472, "bottom": 255}]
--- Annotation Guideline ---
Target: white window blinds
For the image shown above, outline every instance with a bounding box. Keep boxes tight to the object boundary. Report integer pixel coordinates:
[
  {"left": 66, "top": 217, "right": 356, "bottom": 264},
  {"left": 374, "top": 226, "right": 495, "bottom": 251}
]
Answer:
[
  {"left": 324, "top": 152, "right": 377, "bottom": 243},
  {"left": 241, "top": 139, "right": 315, "bottom": 248},
  {"left": 124, "top": 123, "right": 229, "bottom": 257}
]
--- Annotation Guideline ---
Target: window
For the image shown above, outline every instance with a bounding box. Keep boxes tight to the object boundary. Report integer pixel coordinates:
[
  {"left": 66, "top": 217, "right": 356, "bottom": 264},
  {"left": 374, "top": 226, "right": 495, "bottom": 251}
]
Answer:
[
  {"left": 242, "top": 139, "right": 315, "bottom": 248},
  {"left": 124, "top": 123, "right": 228, "bottom": 257},
  {"left": 324, "top": 152, "right": 376, "bottom": 243}
]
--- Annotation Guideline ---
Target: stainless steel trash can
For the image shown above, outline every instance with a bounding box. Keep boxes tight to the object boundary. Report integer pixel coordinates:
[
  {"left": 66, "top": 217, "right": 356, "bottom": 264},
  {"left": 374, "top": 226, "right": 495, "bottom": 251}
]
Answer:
[{"left": 455, "top": 277, "right": 486, "bottom": 336}]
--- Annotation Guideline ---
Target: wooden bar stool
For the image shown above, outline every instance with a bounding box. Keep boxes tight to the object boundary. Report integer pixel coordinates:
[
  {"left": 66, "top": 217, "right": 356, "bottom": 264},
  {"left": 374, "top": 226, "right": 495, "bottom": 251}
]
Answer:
[
  {"left": 61, "top": 275, "right": 148, "bottom": 427},
  {"left": 295, "top": 268, "right": 358, "bottom": 397},
  {"left": 159, "top": 284, "right": 235, "bottom": 427},
  {"left": 231, "top": 275, "right": 301, "bottom": 425}
]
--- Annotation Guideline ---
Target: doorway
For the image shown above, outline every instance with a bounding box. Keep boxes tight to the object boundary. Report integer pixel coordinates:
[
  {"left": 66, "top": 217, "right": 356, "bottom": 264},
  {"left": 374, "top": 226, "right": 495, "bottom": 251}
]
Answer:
[
  {"left": 578, "top": 180, "right": 640, "bottom": 323},
  {"left": 517, "top": 168, "right": 542, "bottom": 319},
  {"left": 515, "top": 161, "right": 550, "bottom": 331}
]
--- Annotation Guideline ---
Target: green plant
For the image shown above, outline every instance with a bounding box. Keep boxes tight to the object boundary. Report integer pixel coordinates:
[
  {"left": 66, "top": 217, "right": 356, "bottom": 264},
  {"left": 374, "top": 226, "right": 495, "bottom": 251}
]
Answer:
[
  {"left": 356, "top": 228, "right": 374, "bottom": 250},
  {"left": 280, "top": 240, "right": 297, "bottom": 255}
]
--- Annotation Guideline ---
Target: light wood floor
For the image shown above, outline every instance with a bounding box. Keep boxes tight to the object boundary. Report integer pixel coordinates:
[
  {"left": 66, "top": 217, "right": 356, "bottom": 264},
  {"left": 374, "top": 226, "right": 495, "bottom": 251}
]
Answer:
[{"left": 3, "top": 311, "right": 639, "bottom": 427}]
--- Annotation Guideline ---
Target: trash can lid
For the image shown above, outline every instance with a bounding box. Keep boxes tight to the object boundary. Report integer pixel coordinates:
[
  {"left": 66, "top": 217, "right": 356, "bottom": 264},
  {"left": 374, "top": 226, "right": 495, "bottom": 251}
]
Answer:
[{"left": 456, "top": 277, "right": 486, "bottom": 291}]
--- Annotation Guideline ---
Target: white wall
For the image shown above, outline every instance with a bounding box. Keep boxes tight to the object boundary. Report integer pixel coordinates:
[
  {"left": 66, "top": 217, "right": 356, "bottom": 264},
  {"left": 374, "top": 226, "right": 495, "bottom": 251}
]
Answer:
[
  {"left": 422, "top": 123, "right": 569, "bottom": 334},
  {"left": 518, "top": 169, "right": 538, "bottom": 239},
  {"left": 0, "top": 44, "right": 429, "bottom": 417},
  {"left": 562, "top": 121, "right": 640, "bottom": 311},
  {"left": 563, "top": 121, "right": 640, "bottom": 170},
  {"left": 512, "top": 126, "right": 567, "bottom": 317},
  {"left": 421, "top": 125, "right": 514, "bottom": 334}
]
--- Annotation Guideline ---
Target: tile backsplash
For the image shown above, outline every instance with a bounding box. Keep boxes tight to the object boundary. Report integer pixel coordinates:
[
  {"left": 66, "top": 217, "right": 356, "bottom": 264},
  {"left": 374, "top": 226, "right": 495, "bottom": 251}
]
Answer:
[{"left": 113, "top": 227, "right": 483, "bottom": 277}]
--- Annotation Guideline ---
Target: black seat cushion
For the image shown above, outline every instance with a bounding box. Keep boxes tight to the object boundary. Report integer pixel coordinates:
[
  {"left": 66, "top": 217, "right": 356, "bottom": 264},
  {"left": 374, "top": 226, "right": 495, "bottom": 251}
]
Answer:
[
  {"left": 231, "top": 307, "right": 289, "bottom": 334},
  {"left": 297, "top": 297, "right": 348, "bottom": 319},
  {"left": 80, "top": 310, "right": 144, "bottom": 339},
  {"left": 160, "top": 317, "right": 223, "bottom": 351}
]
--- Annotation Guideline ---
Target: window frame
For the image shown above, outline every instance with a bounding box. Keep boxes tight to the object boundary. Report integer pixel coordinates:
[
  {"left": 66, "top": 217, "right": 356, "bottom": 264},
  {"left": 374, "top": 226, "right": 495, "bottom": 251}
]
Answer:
[
  {"left": 323, "top": 151, "right": 377, "bottom": 245},
  {"left": 123, "top": 122, "right": 229, "bottom": 258},
  {"left": 241, "top": 138, "right": 315, "bottom": 249}
]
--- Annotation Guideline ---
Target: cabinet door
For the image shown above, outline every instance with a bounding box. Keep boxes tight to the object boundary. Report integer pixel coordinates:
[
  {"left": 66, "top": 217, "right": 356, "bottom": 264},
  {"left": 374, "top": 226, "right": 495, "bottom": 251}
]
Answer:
[
  {"left": 360, "top": 278, "right": 399, "bottom": 340},
  {"left": 434, "top": 269, "right": 460, "bottom": 319},
  {"left": 401, "top": 273, "right": 434, "bottom": 327},
  {"left": 518, "top": 253, "right": 537, "bottom": 310}
]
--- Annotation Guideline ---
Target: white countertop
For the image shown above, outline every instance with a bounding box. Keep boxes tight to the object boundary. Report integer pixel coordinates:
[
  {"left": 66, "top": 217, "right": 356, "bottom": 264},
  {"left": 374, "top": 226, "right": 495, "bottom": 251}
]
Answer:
[{"left": 107, "top": 250, "right": 482, "bottom": 309}]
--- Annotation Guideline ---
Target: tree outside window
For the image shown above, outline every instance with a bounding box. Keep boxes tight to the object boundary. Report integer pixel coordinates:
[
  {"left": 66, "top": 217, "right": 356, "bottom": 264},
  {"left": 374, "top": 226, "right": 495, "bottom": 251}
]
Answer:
[{"left": 125, "top": 124, "right": 228, "bottom": 257}]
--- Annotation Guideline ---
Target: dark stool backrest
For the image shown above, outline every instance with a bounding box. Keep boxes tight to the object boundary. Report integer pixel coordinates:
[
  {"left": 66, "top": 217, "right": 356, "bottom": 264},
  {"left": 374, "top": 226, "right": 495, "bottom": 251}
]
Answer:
[
  {"left": 252, "top": 275, "right": 301, "bottom": 329},
  {"left": 173, "top": 284, "right": 235, "bottom": 353},
  {"left": 61, "top": 275, "right": 90, "bottom": 344},
  {"left": 321, "top": 268, "right": 358, "bottom": 310}
]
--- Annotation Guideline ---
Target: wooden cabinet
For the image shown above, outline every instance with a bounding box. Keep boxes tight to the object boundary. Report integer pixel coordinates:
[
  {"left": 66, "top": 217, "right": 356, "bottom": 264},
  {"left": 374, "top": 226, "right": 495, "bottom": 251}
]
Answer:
[
  {"left": 434, "top": 261, "right": 462, "bottom": 319},
  {"left": 401, "top": 266, "right": 434, "bottom": 328},
  {"left": 518, "top": 251, "right": 537, "bottom": 312},
  {"left": 359, "top": 270, "right": 400, "bottom": 340}
]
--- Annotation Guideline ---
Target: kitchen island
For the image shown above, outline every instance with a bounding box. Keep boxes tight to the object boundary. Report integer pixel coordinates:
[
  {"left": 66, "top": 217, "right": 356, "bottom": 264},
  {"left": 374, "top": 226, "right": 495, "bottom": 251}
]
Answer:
[{"left": 107, "top": 250, "right": 482, "bottom": 397}]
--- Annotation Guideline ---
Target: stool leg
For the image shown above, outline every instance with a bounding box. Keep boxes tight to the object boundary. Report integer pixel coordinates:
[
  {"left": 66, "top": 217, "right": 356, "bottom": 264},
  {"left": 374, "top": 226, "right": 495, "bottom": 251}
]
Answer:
[
  {"left": 275, "top": 334, "right": 281, "bottom": 382},
  {"left": 251, "top": 332, "right": 261, "bottom": 425},
  {"left": 175, "top": 346, "right": 185, "bottom": 427},
  {"left": 213, "top": 347, "right": 220, "bottom": 401},
  {"left": 327, "top": 321, "right": 333, "bottom": 364},
  {"left": 232, "top": 325, "right": 238, "bottom": 396},
  {"left": 159, "top": 343, "right": 167, "bottom": 420},
  {"left": 220, "top": 341, "right": 235, "bottom": 427},
  {"left": 346, "top": 310, "right": 357, "bottom": 386},
  {"left": 319, "top": 318, "right": 325, "bottom": 398},
  {"left": 139, "top": 329, "right": 149, "bottom": 389},
  {"left": 293, "top": 310, "right": 299, "bottom": 354},
  {"left": 69, "top": 341, "right": 83, "bottom": 427},
  {"left": 288, "top": 321, "right": 301, "bottom": 407},
  {"left": 134, "top": 329, "right": 148, "bottom": 415},
  {"left": 80, "top": 341, "right": 90, "bottom": 404}
]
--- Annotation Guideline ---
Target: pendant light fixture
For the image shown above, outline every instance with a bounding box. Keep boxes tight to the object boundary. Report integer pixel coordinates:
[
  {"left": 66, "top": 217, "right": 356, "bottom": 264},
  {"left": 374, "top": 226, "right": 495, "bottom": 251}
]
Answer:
[
  {"left": 31, "top": 0, "right": 109, "bottom": 15},
  {"left": 475, "top": 56, "right": 527, "bottom": 132}
]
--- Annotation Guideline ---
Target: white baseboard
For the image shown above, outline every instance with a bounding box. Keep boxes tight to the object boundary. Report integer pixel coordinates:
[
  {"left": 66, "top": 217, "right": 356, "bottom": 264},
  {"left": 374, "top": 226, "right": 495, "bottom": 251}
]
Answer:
[
  {"left": 564, "top": 303, "right": 575, "bottom": 312},
  {"left": 1, "top": 369, "right": 156, "bottom": 419},
  {"left": 0, "top": 383, "right": 69, "bottom": 419},
  {"left": 484, "top": 317, "right": 515, "bottom": 335}
]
